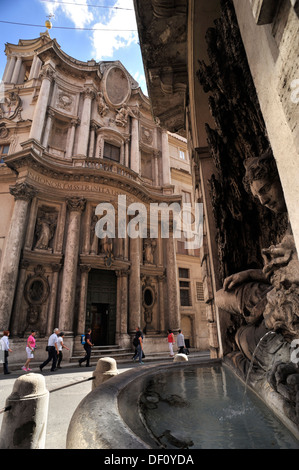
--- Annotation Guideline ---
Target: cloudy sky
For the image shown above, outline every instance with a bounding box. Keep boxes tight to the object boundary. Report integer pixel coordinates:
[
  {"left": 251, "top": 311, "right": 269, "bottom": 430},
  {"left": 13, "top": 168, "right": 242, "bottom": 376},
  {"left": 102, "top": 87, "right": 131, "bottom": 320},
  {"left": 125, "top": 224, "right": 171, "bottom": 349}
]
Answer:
[{"left": 0, "top": 0, "right": 147, "bottom": 94}]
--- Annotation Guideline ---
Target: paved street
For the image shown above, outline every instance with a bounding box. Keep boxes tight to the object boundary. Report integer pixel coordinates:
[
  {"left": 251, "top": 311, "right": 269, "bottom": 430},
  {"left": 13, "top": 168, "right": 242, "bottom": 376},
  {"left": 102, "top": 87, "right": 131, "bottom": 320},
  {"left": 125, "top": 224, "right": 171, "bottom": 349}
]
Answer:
[{"left": 0, "top": 362, "right": 133, "bottom": 449}]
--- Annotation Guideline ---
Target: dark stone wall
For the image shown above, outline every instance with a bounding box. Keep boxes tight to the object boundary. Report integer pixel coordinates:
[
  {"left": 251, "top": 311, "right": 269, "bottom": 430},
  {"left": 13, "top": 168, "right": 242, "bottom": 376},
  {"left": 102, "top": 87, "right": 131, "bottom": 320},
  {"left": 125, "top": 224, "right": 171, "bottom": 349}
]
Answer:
[{"left": 196, "top": 0, "right": 288, "bottom": 284}]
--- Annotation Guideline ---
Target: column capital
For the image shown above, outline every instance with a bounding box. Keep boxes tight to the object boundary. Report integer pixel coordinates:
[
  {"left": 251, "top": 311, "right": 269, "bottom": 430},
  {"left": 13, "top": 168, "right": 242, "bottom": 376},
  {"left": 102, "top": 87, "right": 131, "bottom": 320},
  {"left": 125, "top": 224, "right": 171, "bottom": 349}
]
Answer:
[
  {"left": 39, "top": 63, "right": 55, "bottom": 82},
  {"left": 83, "top": 86, "right": 96, "bottom": 100},
  {"left": 80, "top": 264, "right": 91, "bottom": 273},
  {"left": 66, "top": 196, "right": 86, "bottom": 213},
  {"left": 51, "top": 263, "right": 62, "bottom": 272},
  {"left": 9, "top": 182, "right": 37, "bottom": 201},
  {"left": 115, "top": 269, "right": 129, "bottom": 278}
]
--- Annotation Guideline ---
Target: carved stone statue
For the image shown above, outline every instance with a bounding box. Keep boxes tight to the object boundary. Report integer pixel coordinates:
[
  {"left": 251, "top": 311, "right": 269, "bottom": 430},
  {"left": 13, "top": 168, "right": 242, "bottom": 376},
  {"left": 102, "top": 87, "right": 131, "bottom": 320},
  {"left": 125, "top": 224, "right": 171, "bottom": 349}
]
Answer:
[
  {"left": 143, "top": 238, "right": 156, "bottom": 264},
  {"left": 115, "top": 105, "right": 129, "bottom": 127},
  {"left": 35, "top": 209, "right": 57, "bottom": 250},
  {"left": 97, "top": 92, "right": 109, "bottom": 117},
  {"left": 215, "top": 150, "right": 299, "bottom": 424},
  {"left": 100, "top": 235, "right": 113, "bottom": 255}
]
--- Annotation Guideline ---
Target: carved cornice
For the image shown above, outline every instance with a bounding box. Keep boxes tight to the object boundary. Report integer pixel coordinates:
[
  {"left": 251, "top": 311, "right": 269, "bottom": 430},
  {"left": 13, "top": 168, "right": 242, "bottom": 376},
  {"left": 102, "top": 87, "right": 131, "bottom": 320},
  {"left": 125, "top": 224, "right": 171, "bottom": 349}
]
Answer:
[{"left": 4, "top": 147, "right": 180, "bottom": 205}]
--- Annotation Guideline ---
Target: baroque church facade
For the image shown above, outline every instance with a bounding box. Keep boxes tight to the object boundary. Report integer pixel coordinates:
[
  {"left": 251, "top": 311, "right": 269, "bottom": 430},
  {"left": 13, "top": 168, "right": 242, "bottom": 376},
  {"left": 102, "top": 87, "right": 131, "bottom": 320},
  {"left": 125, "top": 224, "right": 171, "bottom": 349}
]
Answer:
[{"left": 0, "top": 31, "right": 208, "bottom": 363}]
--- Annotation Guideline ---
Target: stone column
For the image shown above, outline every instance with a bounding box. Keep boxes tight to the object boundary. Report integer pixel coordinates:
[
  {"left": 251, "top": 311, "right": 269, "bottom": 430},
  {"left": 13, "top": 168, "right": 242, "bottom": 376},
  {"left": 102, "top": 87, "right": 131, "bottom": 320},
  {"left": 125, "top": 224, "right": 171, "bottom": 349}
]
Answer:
[
  {"left": 29, "top": 63, "right": 55, "bottom": 143},
  {"left": 23, "top": 196, "right": 38, "bottom": 250},
  {"left": 11, "top": 260, "right": 30, "bottom": 336},
  {"left": 125, "top": 138, "right": 130, "bottom": 167},
  {"left": 59, "top": 197, "right": 86, "bottom": 334},
  {"left": 82, "top": 203, "right": 93, "bottom": 254},
  {"left": 154, "top": 150, "right": 160, "bottom": 186},
  {"left": 115, "top": 270, "right": 128, "bottom": 342},
  {"left": 0, "top": 183, "right": 37, "bottom": 330},
  {"left": 77, "top": 86, "right": 95, "bottom": 157},
  {"left": 130, "top": 116, "right": 140, "bottom": 174},
  {"left": 11, "top": 57, "right": 22, "bottom": 84},
  {"left": 4, "top": 56, "right": 16, "bottom": 83},
  {"left": 158, "top": 274, "right": 166, "bottom": 333},
  {"left": 165, "top": 229, "right": 180, "bottom": 331},
  {"left": 77, "top": 264, "right": 91, "bottom": 336},
  {"left": 128, "top": 236, "right": 141, "bottom": 333},
  {"left": 161, "top": 129, "right": 171, "bottom": 185},
  {"left": 2, "top": 56, "right": 15, "bottom": 83},
  {"left": 95, "top": 133, "right": 103, "bottom": 158},
  {"left": 42, "top": 109, "right": 55, "bottom": 148},
  {"left": 66, "top": 118, "right": 78, "bottom": 159},
  {"left": 46, "top": 264, "right": 62, "bottom": 335},
  {"left": 28, "top": 55, "right": 37, "bottom": 81},
  {"left": 88, "top": 123, "right": 97, "bottom": 158}
]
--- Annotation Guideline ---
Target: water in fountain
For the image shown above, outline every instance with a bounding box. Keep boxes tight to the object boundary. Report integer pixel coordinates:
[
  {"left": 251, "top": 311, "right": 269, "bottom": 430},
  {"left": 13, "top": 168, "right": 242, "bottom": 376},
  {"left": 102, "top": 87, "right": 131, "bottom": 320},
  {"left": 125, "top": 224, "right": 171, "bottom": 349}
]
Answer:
[{"left": 244, "top": 330, "right": 276, "bottom": 393}]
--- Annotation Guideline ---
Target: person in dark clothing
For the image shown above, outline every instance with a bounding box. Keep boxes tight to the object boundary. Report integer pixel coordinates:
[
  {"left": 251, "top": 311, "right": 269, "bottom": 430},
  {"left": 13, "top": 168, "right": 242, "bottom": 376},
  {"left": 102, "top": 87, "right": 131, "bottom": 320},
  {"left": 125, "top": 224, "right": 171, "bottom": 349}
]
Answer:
[
  {"left": 40, "top": 328, "right": 59, "bottom": 372},
  {"left": 132, "top": 330, "right": 144, "bottom": 364},
  {"left": 79, "top": 328, "right": 93, "bottom": 367}
]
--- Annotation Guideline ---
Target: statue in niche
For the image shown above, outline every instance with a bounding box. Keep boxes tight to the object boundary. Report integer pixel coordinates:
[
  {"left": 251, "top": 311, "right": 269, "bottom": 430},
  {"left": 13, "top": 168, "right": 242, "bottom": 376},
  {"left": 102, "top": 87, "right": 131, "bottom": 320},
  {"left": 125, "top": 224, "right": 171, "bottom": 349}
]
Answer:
[
  {"left": 34, "top": 208, "right": 57, "bottom": 251},
  {"left": 215, "top": 150, "right": 299, "bottom": 423},
  {"left": 143, "top": 238, "right": 156, "bottom": 264},
  {"left": 97, "top": 91, "right": 109, "bottom": 117},
  {"left": 100, "top": 235, "right": 113, "bottom": 255}
]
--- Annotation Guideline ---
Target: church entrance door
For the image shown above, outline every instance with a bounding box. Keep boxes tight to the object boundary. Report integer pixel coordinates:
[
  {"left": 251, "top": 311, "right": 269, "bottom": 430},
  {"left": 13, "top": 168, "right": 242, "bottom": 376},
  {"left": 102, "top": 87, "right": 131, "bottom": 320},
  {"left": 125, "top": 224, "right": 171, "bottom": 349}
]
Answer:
[{"left": 86, "top": 269, "right": 117, "bottom": 346}]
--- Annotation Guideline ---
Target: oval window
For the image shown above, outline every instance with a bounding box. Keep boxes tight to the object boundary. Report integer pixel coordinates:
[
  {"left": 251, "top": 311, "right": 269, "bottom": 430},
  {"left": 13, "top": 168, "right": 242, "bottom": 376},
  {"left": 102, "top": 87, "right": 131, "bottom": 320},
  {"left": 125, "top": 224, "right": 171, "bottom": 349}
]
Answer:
[{"left": 144, "top": 288, "right": 154, "bottom": 307}]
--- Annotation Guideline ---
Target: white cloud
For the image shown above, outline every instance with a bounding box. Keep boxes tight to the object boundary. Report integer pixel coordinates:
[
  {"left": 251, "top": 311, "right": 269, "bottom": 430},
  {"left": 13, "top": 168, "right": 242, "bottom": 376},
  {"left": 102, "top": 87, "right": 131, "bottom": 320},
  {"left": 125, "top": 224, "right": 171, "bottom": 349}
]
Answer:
[
  {"left": 90, "top": 0, "right": 138, "bottom": 59},
  {"left": 43, "top": 0, "right": 94, "bottom": 29},
  {"left": 133, "top": 71, "right": 148, "bottom": 95}
]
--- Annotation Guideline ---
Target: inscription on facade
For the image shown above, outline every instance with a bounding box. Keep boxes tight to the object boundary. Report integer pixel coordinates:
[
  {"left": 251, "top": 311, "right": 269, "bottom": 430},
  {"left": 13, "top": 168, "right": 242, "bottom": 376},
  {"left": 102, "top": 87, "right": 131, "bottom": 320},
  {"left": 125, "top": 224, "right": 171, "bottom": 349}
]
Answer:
[{"left": 27, "top": 170, "right": 138, "bottom": 201}]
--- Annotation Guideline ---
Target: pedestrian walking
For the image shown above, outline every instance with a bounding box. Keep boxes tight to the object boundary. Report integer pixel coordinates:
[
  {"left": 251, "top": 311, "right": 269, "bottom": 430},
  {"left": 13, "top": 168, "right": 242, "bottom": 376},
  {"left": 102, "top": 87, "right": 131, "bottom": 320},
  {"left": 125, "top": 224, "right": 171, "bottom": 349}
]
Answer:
[
  {"left": 132, "top": 330, "right": 144, "bottom": 364},
  {"left": 40, "top": 328, "right": 59, "bottom": 372},
  {"left": 177, "top": 329, "right": 186, "bottom": 354},
  {"left": 132, "top": 326, "right": 143, "bottom": 359},
  {"left": 57, "top": 332, "right": 70, "bottom": 369},
  {"left": 1, "top": 330, "right": 12, "bottom": 375},
  {"left": 167, "top": 329, "right": 175, "bottom": 357},
  {"left": 22, "top": 330, "right": 37, "bottom": 371},
  {"left": 79, "top": 328, "right": 93, "bottom": 367}
]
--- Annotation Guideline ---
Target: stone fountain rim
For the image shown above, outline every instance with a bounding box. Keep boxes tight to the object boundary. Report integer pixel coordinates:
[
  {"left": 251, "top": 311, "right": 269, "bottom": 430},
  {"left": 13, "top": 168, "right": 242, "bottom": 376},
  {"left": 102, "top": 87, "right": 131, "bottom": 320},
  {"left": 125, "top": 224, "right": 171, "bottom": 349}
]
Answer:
[{"left": 66, "top": 358, "right": 220, "bottom": 449}]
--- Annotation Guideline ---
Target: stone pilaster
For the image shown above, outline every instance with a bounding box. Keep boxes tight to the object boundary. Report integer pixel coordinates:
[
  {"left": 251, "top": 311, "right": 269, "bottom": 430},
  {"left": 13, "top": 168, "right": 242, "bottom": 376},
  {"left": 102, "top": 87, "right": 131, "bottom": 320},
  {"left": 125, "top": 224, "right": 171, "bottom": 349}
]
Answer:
[
  {"left": 0, "top": 183, "right": 37, "bottom": 330},
  {"left": 58, "top": 197, "right": 86, "bottom": 334}
]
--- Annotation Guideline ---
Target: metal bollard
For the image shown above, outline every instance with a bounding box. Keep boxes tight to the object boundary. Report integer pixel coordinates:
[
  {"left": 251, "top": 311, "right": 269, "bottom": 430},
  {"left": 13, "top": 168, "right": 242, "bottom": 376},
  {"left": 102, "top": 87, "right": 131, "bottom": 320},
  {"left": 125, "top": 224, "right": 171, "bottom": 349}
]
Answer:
[
  {"left": 0, "top": 373, "right": 49, "bottom": 449},
  {"left": 92, "top": 357, "right": 119, "bottom": 390}
]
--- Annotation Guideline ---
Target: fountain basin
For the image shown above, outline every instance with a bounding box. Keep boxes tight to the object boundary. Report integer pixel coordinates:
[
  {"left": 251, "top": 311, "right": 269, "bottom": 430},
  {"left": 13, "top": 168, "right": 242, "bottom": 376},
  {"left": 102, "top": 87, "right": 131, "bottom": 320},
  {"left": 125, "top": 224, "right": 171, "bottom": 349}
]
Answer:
[{"left": 66, "top": 359, "right": 299, "bottom": 449}]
